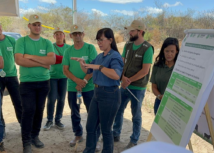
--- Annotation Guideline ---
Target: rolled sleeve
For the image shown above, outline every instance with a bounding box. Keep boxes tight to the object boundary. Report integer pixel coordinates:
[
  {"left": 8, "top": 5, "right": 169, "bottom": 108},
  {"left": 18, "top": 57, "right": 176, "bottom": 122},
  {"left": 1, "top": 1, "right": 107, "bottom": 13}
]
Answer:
[{"left": 110, "top": 58, "right": 124, "bottom": 77}]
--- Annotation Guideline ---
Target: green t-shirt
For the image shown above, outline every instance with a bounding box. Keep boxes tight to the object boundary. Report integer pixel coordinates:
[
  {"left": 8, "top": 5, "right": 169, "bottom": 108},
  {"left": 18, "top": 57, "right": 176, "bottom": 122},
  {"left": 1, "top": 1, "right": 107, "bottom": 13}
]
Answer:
[
  {"left": 150, "top": 64, "right": 174, "bottom": 95},
  {"left": 15, "top": 36, "right": 54, "bottom": 82},
  {"left": 50, "top": 43, "right": 70, "bottom": 79},
  {"left": 122, "top": 43, "right": 153, "bottom": 90},
  {"left": 0, "top": 35, "right": 17, "bottom": 77},
  {"left": 62, "top": 43, "right": 97, "bottom": 92}
]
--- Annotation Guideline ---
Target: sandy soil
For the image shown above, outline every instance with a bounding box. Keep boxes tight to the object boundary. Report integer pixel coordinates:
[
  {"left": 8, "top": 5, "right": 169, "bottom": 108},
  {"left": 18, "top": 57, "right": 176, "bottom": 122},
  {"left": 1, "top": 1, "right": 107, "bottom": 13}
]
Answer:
[{"left": 2, "top": 90, "right": 213, "bottom": 153}]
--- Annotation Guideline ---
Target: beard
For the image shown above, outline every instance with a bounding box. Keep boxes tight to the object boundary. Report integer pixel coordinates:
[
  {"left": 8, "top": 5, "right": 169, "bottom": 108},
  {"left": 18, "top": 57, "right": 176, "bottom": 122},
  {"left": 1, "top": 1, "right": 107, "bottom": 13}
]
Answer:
[{"left": 129, "top": 34, "right": 138, "bottom": 41}]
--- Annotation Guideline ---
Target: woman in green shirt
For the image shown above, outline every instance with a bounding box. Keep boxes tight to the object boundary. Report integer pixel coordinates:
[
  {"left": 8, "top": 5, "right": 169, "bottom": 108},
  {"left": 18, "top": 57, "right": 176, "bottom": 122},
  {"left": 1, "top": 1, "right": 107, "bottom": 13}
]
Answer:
[
  {"left": 43, "top": 28, "right": 70, "bottom": 130},
  {"left": 150, "top": 37, "right": 180, "bottom": 114}
]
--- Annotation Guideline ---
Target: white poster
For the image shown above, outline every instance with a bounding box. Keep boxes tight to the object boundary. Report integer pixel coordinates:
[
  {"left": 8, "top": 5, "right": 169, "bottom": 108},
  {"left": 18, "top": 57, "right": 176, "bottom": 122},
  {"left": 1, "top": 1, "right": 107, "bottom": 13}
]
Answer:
[
  {"left": 0, "top": 0, "right": 19, "bottom": 16},
  {"left": 150, "top": 29, "right": 214, "bottom": 147}
]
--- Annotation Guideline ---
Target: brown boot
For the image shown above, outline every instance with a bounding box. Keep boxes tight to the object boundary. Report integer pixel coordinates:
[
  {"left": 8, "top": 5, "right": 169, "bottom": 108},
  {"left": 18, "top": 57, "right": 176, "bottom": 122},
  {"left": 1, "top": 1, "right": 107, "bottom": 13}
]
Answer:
[{"left": 69, "top": 136, "right": 83, "bottom": 147}]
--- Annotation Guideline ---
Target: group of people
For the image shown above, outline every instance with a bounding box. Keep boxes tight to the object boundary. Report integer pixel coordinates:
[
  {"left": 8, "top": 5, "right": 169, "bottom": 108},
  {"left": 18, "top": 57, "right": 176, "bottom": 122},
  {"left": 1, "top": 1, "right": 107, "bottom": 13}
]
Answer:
[{"left": 0, "top": 13, "right": 180, "bottom": 153}]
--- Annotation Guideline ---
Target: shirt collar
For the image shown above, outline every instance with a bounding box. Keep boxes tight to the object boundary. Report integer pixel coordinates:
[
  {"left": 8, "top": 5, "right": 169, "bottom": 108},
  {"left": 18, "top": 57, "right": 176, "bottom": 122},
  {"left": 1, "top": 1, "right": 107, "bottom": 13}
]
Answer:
[{"left": 102, "top": 49, "right": 114, "bottom": 57}]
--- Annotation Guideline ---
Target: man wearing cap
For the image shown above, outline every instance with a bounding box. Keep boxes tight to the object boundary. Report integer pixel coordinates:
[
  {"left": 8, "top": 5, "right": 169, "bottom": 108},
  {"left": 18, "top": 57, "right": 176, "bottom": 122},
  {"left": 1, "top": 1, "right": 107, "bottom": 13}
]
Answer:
[
  {"left": 15, "top": 14, "right": 55, "bottom": 153},
  {"left": 0, "top": 23, "right": 22, "bottom": 136},
  {"left": 113, "top": 20, "right": 154, "bottom": 149},
  {"left": 62, "top": 24, "right": 100, "bottom": 150}
]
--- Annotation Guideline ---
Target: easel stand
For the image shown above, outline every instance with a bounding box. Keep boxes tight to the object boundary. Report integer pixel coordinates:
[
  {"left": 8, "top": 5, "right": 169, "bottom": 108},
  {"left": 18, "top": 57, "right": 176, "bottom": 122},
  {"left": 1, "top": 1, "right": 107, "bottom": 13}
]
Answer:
[
  {"left": 146, "top": 102, "right": 214, "bottom": 152},
  {"left": 204, "top": 103, "right": 214, "bottom": 149}
]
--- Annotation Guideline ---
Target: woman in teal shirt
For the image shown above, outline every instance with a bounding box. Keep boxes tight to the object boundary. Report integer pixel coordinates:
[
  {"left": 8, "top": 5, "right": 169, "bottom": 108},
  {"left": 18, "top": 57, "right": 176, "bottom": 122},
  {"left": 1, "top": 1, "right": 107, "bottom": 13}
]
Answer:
[
  {"left": 43, "top": 28, "right": 70, "bottom": 130},
  {"left": 150, "top": 37, "right": 180, "bottom": 114}
]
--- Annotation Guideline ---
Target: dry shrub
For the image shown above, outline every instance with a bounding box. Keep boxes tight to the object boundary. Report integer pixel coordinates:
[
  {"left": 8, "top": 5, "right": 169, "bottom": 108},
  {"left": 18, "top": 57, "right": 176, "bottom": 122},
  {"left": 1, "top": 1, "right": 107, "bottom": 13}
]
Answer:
[
  {"left": 151, "top": 28, "right": 161, "bottom": 44},
  {"left": 114, "top": 33, "right": 124, "bottom": 43}
]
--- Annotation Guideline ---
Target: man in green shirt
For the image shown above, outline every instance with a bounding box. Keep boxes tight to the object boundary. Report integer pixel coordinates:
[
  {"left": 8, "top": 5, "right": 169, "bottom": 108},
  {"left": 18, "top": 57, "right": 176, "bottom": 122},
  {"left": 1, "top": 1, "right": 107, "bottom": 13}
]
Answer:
[
  {"left": 113, "top": 20, "right": 154, "bottom": 149},
  {"left": 0, "top": 23, "right": 22, "bottom": 137},
  {"left": 62, "top": 24, "right": 100, "bottom": 150},
  {"left": 15, "top": 14, "right": 55, "bottom": 153}
]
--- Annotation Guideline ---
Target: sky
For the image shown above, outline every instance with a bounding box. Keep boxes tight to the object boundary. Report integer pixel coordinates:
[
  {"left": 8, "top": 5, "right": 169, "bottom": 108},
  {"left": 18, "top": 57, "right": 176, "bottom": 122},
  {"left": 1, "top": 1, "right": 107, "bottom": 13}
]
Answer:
[{"left": 19, "top": 0, "right": 214, "bottom": 17}]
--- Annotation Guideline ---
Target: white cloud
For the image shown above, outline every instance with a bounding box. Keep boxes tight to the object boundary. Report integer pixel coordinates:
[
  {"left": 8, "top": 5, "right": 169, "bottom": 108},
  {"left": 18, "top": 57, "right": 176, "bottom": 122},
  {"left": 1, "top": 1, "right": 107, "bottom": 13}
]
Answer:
[
  {"left": 141, "top": 7, "right": 163, "bottom": 14},
  {"left": 20, "top": 8, "right": 36, "bottom": 14},
  {"left": 112, "top": 10, "right": 137, "bottom": 16},
  {"left": 39, "top": 0, "right": 57, "bottom": 4},
  {"left": 92, "top": 9, "right": 108, "bottom": 16},
  {"left": 163, "top": 2, "right": 182, "bottom": 8},
  {"left": 38, "top": 6, "right": 49, "bottom": 11},
  {"left": 99, "top": 0, "right": 142, "bottom": 4},
  {"left": 19, "top": 0, "right": 28, "bottom": 3}
]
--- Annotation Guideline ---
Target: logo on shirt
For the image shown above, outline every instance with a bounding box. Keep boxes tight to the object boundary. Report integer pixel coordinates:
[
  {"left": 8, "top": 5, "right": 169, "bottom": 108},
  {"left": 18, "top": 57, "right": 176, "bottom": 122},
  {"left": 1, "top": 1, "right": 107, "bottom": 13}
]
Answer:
[
  {"left": 143, "top": 44, "right": 148, "bottom": 47},
  {"left": 39, "top": 49, "right": 46, "bottom": 54},
  {"left": 7, "top": 47, "right": 13, "bottom": 51},
  {"left": 135, "top": 54, "right": 142, "bottom": 58}
]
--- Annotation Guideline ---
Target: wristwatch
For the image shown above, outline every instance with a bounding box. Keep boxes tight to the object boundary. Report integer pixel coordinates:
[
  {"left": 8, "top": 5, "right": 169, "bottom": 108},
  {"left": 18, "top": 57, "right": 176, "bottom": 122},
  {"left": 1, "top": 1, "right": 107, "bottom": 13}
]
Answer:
[
  {"left": 99, "top": 65, "right": 104, "bottom": 71},
  {"left": 157, "top": 94, "right": 162, "bottom": 100}
]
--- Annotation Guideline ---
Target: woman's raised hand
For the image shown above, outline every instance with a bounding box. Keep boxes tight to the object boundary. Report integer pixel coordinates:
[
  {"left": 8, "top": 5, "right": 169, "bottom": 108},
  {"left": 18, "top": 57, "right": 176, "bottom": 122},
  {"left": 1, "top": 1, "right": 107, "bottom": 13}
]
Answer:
[{"left": 71, "top": 57, "right": 86, "bottom": 67}]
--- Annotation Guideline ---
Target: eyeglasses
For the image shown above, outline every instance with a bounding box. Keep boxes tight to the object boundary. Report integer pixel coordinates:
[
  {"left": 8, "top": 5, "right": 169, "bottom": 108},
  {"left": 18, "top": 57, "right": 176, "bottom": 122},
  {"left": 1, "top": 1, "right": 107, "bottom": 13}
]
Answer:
[
  {"left": 96, "top": 38, "right": 108, "bottom": 42},
  {"left": 72, "top": 32, "right": 82, "bottom": 36}
]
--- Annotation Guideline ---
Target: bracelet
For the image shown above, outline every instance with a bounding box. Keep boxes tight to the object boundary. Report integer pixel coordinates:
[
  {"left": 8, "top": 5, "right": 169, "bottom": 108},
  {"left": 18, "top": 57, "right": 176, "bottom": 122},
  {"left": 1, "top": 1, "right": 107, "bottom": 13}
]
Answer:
[
  {"left": 83, "top": 78, "right": 88, "bottom": 84},
  {"left": 157, "top": 94, "right": 161, "bottom": 100}
]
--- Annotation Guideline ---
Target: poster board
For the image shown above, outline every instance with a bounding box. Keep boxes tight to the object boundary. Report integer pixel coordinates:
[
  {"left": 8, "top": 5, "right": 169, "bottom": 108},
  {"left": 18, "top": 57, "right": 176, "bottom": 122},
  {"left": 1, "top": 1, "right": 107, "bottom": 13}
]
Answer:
[
  {"left": 0, "top": 0, "right": 19, "bottom": 16},
  {"left": 150, "top": 29, "right": 214, "bottom": 147}
]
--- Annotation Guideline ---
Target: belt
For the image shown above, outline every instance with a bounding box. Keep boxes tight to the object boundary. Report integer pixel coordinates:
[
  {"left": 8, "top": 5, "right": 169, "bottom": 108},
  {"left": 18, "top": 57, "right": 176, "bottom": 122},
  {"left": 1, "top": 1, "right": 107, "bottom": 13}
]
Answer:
[{"left": 94, "top": 84, "right": 118, "bottom": 88}]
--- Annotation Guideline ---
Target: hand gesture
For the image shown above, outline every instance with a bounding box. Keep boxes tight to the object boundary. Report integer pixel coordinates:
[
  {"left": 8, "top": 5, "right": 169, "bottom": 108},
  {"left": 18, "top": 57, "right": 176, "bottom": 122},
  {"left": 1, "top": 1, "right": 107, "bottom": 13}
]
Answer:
[{"left": 71, "top": 57, "right": 86, "bottom": 67}]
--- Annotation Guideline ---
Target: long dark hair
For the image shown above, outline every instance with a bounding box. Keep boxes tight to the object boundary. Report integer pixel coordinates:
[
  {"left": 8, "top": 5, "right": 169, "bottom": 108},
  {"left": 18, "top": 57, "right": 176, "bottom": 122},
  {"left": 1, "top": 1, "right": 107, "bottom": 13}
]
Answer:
[
  {"left": 155, "top": 37, "right": 180, "bottom": 66},
  {"left": 96, "top": 28, "right": 119, "bottom": 52}
]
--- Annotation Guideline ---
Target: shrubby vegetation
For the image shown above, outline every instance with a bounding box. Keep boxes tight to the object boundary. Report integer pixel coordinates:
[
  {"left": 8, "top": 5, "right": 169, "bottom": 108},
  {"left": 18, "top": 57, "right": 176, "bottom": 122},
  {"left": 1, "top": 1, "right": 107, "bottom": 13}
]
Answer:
[{"left": 0, "top": 4, "right": 213, "bottom": 43}]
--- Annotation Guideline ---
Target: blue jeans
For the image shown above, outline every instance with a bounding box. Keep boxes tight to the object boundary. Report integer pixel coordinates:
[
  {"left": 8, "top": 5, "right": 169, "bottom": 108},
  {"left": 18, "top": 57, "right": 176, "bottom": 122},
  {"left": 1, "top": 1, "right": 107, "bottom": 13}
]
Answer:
[
  {"left": 113, "top": 88, "right": 146, "bottom": 144},
  {"left": 68, "top": 90, "right": 100, "bottom": 137},
  {"left": 20, "top": 80, "right": 50, "bottom": 147},
  {"left": 154, "top": 98, "right": 161, "bottom": 115},
  {"left": 47, "top": 78, "right": 67, "bottom": 122},
  {"left": 0, "top": 93, "right": 3, "bottom": 142},
  {"left": 83, "top": 86, "right": 121, "bottom": 153}
]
